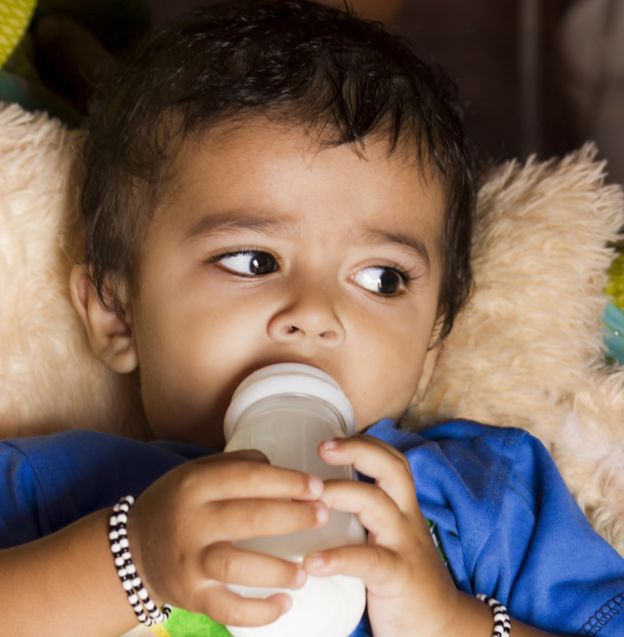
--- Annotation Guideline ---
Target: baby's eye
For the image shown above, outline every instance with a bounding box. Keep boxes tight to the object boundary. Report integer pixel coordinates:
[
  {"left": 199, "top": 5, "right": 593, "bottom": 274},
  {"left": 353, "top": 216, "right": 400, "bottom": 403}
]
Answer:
[
  {"left": 215, "top": 251, "right": 278, "bottom": 276},
  {"left": 353, "top": 266, "right": 406, "bottom": 296}
]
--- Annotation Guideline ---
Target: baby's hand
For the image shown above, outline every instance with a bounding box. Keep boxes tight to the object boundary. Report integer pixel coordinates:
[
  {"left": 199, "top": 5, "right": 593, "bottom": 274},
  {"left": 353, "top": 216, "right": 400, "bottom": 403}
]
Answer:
[
  {"left": 127, "top": 450, "right": 327, "bottom": 627},
  {"left": 303, "top": 436, "right": 459, "bottom": 637}
]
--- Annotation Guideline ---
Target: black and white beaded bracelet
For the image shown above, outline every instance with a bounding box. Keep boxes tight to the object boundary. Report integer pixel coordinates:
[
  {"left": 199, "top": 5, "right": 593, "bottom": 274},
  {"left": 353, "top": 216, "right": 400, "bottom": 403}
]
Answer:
[
  {"left": 477, "top": 594, "right": 511, "bottom": 637},
  {"left": 109, "top": 495, "right": 172, "bottom": 627}
]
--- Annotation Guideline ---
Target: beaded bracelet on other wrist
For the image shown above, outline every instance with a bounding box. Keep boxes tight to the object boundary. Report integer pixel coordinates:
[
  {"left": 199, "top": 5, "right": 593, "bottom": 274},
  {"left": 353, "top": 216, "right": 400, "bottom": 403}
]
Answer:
[
  {"left": 109, "top": 495, "right": 172, "bottom": 627},
  {"left": 477, "top": 594, "right": 511, "bottom": 637}
]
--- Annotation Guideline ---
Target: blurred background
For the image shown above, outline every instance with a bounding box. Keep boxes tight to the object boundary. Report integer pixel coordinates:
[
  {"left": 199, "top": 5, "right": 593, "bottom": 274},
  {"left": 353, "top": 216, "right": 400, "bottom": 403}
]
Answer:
[
  {"left": 151, "top": 0, "right": 583, "bottom": 165},
  {"left": 1, "top": 0, "right": 623, "bottom": 181},
  {"left": 126, "top": 0, "right": 624, "bottom": 180}
]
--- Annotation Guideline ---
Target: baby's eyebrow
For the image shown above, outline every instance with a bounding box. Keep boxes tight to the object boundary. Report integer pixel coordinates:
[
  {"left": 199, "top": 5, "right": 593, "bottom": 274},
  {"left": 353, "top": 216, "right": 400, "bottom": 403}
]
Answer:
[
  {"left": 362, "top": 228, "right": 431, "bottom": 269},
  {"left": 184, "top": 211, "right": 296, "bottom": 239},
  {"left": 184, "top": 211, "right": 431, "bottom": 268}
]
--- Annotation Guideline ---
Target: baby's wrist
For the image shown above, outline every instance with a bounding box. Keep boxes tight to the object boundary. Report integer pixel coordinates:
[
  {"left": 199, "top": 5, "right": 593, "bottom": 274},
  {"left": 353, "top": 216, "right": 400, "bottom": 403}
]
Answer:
[
  {"left": 442, "top": 591, "right": 493, "bottom": 637},
  {"left": 110, "top": 495, "right": 171, "bottom": 626}
]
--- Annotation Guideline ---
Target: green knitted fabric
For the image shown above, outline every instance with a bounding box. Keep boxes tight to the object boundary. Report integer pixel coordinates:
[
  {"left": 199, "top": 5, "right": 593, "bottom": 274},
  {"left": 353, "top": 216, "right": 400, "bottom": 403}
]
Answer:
[{"left": 162, "top": 608, "right": 232, "bottom": 637}]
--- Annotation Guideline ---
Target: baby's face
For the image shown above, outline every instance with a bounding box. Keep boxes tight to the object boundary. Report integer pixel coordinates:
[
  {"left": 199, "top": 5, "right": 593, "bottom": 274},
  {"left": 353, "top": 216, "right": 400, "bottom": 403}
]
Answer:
[{"left": 127, "top": 120, "right": 445, "bottom": 448}]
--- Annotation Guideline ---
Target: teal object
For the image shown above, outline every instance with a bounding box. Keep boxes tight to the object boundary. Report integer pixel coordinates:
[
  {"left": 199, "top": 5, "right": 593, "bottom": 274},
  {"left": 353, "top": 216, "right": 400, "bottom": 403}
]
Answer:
[
  {"left": 0, "top": 70, "right": 80, "bottom": 124},
  {"left": 604, "top": 302, "right": 624, "bottom": 364}
]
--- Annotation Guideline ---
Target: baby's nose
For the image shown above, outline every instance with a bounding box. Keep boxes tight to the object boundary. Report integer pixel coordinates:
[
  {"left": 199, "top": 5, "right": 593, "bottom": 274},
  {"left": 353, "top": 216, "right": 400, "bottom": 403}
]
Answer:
[{"left": 267, "top": 293, "right": 345, "bottom": 347}]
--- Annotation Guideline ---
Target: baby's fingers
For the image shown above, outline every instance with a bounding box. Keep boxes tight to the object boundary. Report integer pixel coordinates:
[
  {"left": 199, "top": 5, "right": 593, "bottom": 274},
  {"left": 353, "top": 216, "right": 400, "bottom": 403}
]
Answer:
[
  {"left": 304, "top": 544, "right": 402, "bottom": 596},
  {"left": 320, "top": 480, "right": 429, "bottom": 548},
  {"left": 201, "top": 542, "right": 306, "bottom": 589},
  {"left": 320, "top": 436, "right": 418, "bottom": 515},
  {"left": 194, "top": 584, "right": 292, "bottom": 628},
  {"left": 209, "top": 498, "right": 328, "bottom": 541},
  {"left": 189, "top": 458, "right": 324, "bottom": 502}
]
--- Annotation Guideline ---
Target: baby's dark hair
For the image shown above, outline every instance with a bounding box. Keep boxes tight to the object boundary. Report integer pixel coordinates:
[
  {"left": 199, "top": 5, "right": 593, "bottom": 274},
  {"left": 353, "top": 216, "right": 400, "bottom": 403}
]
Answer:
[{"left": 82, "top": 0, "right": 475, "bottom": 340}]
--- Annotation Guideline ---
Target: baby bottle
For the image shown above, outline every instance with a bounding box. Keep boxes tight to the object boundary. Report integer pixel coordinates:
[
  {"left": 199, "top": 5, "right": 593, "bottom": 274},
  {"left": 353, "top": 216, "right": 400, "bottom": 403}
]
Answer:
[{"left": 223, "top": 363, "right": 366, "bottom": 637}]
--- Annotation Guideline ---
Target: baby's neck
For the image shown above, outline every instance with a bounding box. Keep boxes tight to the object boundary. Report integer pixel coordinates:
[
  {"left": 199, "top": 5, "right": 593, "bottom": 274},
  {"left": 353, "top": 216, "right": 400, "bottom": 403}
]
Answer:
[{"left": 114, "top": 372, "right": 152, "bottom": 440}]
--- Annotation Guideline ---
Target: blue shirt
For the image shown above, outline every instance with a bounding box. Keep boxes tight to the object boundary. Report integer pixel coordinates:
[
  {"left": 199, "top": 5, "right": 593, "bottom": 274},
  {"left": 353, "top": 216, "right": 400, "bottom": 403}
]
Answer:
[{"left": 1, "top": 419, "right": 623, "bottom": 635}]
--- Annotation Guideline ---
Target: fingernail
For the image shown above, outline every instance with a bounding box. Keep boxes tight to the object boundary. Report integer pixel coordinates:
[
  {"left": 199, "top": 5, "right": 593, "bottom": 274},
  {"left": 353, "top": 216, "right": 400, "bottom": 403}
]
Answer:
[
  {"left": 280, "top": 594, "right": 293, "bottom": 613},
  {"left": 307, "top": 553, "right": 328, "bottom": 571},
  {"left": 322, "top": 438, "right": 340, "bottom": 451},
  {"left": 293, "top": 567, "right": 307, "bottom": 587},
  {"left": 308, "top": 475, "right": 323, "bottom": 497},
  {"left": 314, "top": 502, "right": 328, "bottom": 525}
]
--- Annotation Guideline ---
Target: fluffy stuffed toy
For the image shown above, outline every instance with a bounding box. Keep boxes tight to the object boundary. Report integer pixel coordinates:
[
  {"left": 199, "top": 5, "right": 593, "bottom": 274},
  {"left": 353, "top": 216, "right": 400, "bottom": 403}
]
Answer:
[
  {"left": 0, "top": 104, "right": 130, "bottom": 437},
  {"left": 411, "top": 146, "right": 624, "bottom": 554},
  {"left": 2, "top": 103, "right": 624, "bottom": 635}
]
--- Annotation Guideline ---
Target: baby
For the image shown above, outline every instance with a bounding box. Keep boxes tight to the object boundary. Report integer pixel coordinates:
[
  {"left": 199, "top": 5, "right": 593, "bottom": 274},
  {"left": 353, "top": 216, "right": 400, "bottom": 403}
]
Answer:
[{"left": 1, "top": 1, "right": 624, "bottom": 636}]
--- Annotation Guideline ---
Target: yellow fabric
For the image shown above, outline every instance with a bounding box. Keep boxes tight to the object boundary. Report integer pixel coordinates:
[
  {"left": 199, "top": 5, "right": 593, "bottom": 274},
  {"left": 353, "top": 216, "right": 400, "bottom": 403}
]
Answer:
[
  {"left": 0, "top": 0, "right": 37, "bottom": 67},
  {"left": 606, "top": 251, "right": 624, "bottom": 310}
]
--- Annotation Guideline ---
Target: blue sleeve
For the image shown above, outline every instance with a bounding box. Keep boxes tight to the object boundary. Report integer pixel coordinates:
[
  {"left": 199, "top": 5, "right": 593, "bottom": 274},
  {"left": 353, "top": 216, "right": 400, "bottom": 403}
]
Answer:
[
  {"left": 0, "top": 440, "right": 47, "bottom": 547},
  {"left": 0, "top": 431, "right": 209, "bottom": 548},
  {"left": 367, "top": 419, "right": 624, "bottom": 636}
]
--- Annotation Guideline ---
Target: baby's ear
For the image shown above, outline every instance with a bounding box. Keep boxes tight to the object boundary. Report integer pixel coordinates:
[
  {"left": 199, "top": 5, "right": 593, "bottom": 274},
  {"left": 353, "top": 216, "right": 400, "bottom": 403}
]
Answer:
[{"left": 69, "top": 264, "right": 138, "bottom": 374}]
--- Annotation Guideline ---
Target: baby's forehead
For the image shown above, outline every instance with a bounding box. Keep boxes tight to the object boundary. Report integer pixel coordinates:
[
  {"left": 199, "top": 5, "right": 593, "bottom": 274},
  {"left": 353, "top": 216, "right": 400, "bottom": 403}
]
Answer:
[{"left": 164, "top": 117, "right": 444, "bottom": 202}]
